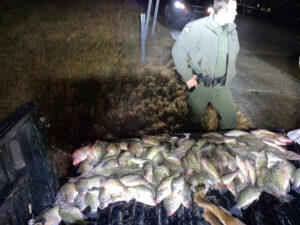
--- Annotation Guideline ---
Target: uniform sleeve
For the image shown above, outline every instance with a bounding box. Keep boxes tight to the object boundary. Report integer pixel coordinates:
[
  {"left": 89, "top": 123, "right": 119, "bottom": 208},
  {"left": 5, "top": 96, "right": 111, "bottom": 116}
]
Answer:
[{"left": 171, "top": 24, "right": 197, "bottom": 83}]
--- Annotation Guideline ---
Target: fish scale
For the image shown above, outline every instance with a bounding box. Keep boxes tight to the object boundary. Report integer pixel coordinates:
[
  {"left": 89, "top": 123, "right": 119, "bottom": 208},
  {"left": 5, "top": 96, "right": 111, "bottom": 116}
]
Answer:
[{"left": 37, "top": 129, "right": 300, "bottom": 224}]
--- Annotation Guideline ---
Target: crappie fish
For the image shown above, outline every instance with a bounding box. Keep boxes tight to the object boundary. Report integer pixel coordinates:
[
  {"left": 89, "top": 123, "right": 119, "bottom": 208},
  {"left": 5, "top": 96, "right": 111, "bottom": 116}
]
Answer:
[
  {"left": 222, "top": 171, "right": 239, "bottom": 185},
  {"left": 84, "top": 188, "right": 100, "bottom": 218},
  {"left": 74, "top": 193, "right": 87, "bottom": 211},
  {"left": 155, "top": 174, "right": 178, "bottom": 204},
  {"left": 128, "top": 142, "right": 144, "bottom": 157},
  {"left": 292, "top": 168, "right": 300, "bottom": 190},
  {"left": 57, "top": 183, "right": 78, "bottom": 204},
  {"left": 255, "top": 151, "right": 267, "bottom": 171},
  {"left": 35, "top": 206, "right": 61, "bottom": 225},
  {"left": 245, "top": 160, "right": 256, "bottom": 185},
  {"left": 58, "top": 202, "right": 85, "bottom": 224},
  {"left": 129, "top": 185, "right": 156, "bottom": 206},
  {"left": 142, "top": 135, "right": 160, "bottom": 146},
  {"left": 230, "top": 186, "right": 260, "bottom": 217},
  {"left": 119, "top": 174, "right": 148, "bottom": 186},
  {"left": 224, "top": 130, "right": 249, "bottom": 137},
  {"left": 163, "top": 193, "right": 182, "bottom": 216},
  {"left": 171, "top": 174, "right": 185, "bottom": 194},
  {"left": 201, "top": 158, "right": 221, "bottom": 182},
  {"left": 181, "top": 182, "right": 192, "bottom": 208},
  {"left": 72, "top": 146, "right": 89, "bottom": 165},
  {"left": 105, "top": 143, "right": 120, "bottom": 157},
  {"left": 77, "top": 161, "right": 94, "bottom": 175}
]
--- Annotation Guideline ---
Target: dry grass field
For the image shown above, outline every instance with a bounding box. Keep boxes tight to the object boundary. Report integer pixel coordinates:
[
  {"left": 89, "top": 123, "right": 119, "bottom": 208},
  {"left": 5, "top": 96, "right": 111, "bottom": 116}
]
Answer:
[{"left": 0, "top": 0, "right": 250, "bottom": 153}]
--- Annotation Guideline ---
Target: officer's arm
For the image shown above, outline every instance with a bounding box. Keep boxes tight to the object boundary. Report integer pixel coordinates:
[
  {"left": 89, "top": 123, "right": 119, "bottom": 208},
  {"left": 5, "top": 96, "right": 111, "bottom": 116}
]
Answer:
[{"left": 171, "top": 25, "right": 196, "bottom": 82}]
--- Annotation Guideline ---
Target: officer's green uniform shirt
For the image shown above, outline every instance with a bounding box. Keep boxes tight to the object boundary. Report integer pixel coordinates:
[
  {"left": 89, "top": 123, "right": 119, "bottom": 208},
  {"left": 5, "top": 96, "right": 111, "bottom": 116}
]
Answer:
[
  {"left": 214, "top": 24, "right": 229, "bottom": 78},
  {"left": 172, "top": 13, "right": 239, "bottom": 84},
  {"left": 171, "top": 13, "right": 240, "bottom": 130}
]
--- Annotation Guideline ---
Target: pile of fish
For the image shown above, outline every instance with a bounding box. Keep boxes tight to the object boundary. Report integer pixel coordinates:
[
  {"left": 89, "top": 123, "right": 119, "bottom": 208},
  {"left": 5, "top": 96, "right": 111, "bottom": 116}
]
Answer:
[{"left": 35, "top": 129, "right": 300, "bottom": 225}]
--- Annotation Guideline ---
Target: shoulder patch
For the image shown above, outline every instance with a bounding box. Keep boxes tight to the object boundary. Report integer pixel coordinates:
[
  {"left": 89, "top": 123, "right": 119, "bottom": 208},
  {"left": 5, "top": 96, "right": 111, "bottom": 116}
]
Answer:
[{"left": 181, "top": 26, "right": 191, "bottom": 36}]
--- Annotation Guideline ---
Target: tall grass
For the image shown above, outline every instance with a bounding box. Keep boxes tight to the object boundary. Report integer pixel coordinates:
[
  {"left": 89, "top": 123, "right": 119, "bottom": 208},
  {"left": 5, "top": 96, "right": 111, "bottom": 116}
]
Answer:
[
  {"left": 0, "top": 0, "right": 189, "bottom": 149},
  {"left": 0, "top": 0, "right": 250, "bottom": 151}
]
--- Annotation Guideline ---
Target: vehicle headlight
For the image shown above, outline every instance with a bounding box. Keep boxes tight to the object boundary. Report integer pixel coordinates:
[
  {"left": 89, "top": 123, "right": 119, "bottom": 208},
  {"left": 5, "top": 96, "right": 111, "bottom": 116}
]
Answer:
[
  {"left": 174, "top": 1, "right": 186, "bottom": 10},
  {"left": 206, "top": 6, "right": 213, "bottom": 14}
]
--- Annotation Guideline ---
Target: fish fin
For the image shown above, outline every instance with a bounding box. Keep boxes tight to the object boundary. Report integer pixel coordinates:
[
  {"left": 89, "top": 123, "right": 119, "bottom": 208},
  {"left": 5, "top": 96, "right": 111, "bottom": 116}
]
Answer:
[
  {"left": 230, "top": 205, "right": 242, "bottom": 218},
  {"left": 280, "top": 194, "right": 295, "bottom": 203},
  {"left": 291, "top": 185, "right": 300, "bottom": 194},
  {"left": 241, "top": 203, "right": 251, "bottom": 210},
  {"left": 86, "top": 211, "right": 98, "bottom": 220},
  {"left": 218, "top": 185, "right": 228, "bottom": 195}
]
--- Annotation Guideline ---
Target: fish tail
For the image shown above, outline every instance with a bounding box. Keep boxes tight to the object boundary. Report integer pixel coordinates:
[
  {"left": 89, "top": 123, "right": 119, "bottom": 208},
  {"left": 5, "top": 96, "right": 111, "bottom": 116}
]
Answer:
[
  {"left": 230, "top": 205, "right": 242, "bottom": 218},
  {"left": 279, "top": 194, "right": 295, "bottom": 203},
  {"left": 218, "top": 185, "right": 228, "bottom": 195},
  {"left": 291, "top": 185, "right": 300, "bottom": 194}
]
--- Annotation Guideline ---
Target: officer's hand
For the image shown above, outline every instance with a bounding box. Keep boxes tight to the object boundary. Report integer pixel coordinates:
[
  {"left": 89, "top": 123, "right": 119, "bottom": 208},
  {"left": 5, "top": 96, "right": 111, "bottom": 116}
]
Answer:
[{"left": 186, "top": 75, "right": 198, "bottom": 89}]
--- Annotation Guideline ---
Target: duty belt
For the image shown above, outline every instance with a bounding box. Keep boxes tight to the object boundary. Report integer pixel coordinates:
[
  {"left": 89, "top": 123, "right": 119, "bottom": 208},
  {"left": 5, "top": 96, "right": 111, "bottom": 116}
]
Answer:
[{"left": 195, "top": 74, "right": 226, "bottom": 87}]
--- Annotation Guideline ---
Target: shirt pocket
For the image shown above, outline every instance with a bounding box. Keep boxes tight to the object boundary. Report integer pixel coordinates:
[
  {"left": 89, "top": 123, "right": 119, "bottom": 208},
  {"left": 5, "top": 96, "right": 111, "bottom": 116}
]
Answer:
[{"left": 187, "top": 50, "right": 203, "bottom": 74}]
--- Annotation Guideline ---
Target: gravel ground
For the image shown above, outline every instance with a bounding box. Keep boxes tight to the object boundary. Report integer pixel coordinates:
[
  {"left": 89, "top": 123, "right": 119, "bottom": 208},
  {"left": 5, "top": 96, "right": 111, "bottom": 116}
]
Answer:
[
  {"left": 169, "top": 29, "right": 300, "bottom": 131},
  {"left": 231, "top": 47, "right": 300, "bottom": 130}
]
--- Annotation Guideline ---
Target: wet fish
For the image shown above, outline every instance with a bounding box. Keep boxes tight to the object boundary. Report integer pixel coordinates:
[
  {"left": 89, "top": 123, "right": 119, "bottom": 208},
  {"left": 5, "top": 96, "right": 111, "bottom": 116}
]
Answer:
[
  {"left": 163, "top": 193, "right": 182, "bottom": 216},
  {"left": 57, "top": 183, "right": 78, "bottom": 204},
  {"left": 235, "top": 156, "right": 249, "bottom": 182},
  {"left": 201, "top": 158, "right": 221, "bottom": 182},
  {"left": 119, "top": 174, "right": 148, "bottom": 186},
  {"left": 128, "top": 142, "right": 144, "bottom": 157},
  {"left": 230, "top": 186, "right": 260, "bottom": 217},
  {"left": 280, "top": 160, "right": 296, "bottom": 182},
  {"left": 225, "top": 130, "right": 249, "bottom": 137},
  {"left": 84, "top": 188, "right": 100, "bottom": 217},
  {"left": 196, "top": 139, "right": 208, "bottom": 148},
  {"left": 270, "top": 164, "right": 290, "bottom": 196},
  {"left": 226, "top": 181, "right": 237, "bottom": 197},
  {"left": 105, "top": 143, "right": 120, "bottom": 157},
  {"left": 245, "top": 159, "right": 256, "bottom": 185},
  {"left": 74, "top": 193, "right": 87, "bottom": 211},
  {"left": 153, "top": 165, "right": 170, "bottom": 182},
  {"left": 77, "top": 161, "right": 94, "bottom": 174},
  {"left": 186, "top": 150, "right": 200, "bottom": 173},
  {"left": 72, "top": 146, "right": 89, "bottom": 165},
  {"left": 181, "top": 182, "right": 192, "bottom": 208},
  {"left": 58, "top": 202, "right": 85, "bottom": 224},
  {"left": 36, "top": 206, "right": 61, "bottom": 225},
  {"left": 155, "top": 174, "right": 178, "bottom": 204},
  {"left": 256, "top": 167, "right": 271, "bottom": 189},
  {"left": 129, "top": 185, "right": 156, "bottom": 206},
  {"left": 171, "top": 174, "right": 185, "bottom": 194},
  {"left": 292, "top": 168, "right": 300, "bottom": 190},
  {"left": 222, "top": 171, "right": 239, "bottom": 185},
  {"left": 255, "top": 151, "right": 267, "bottom": 171},
  {"left": 266, "top": 152, "right": 283, "bottom": 169},
  {"left": 100, "top": 178, "right": 128, "bottom": 196},
  {"left": 142, "top": 135, "right": 160, "bottom": 146},
  {"left": 117, "top": 151, "right": 132, "bottom": 167},
  {"left": 146, "top": 147, "right": 161, "bottom": 160}
]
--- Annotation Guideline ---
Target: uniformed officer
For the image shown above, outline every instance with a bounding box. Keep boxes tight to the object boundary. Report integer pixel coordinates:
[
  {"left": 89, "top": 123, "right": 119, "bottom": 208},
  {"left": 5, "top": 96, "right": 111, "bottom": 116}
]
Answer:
[{"left": 172, "top": 0, "right": 239, "bottom": 131}]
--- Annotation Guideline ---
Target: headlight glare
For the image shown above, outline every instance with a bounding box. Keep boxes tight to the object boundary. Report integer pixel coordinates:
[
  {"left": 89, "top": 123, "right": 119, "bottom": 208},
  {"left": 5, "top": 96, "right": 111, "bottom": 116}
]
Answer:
[
  {"left": 207, "top": 7, "right": 214, "bottom": 14},
  {"left": 174, "top": 1, "right": 186, "bottom": 10}
]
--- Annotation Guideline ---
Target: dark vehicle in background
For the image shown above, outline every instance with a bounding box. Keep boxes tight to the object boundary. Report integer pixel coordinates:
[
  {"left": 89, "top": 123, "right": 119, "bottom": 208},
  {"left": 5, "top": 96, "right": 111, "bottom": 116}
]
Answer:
[
  {"left": 137, "top": 0, "right": 213, "bottom": 28},
  {"left": 161, "top": 0, "right": 213, "bottom": 27}
]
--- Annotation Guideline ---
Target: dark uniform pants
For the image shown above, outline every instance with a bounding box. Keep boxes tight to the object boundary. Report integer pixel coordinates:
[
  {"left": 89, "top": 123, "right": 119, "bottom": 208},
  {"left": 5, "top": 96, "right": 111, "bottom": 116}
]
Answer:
[{"left": 187, "top": 83, "right": 237, "bottom": 130}]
